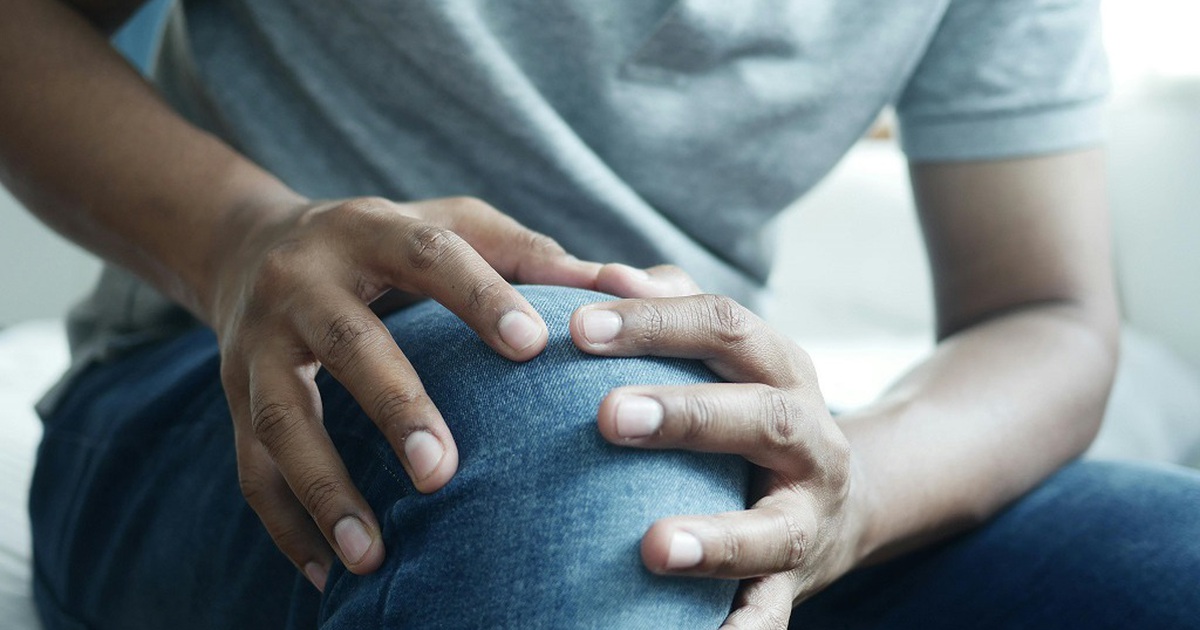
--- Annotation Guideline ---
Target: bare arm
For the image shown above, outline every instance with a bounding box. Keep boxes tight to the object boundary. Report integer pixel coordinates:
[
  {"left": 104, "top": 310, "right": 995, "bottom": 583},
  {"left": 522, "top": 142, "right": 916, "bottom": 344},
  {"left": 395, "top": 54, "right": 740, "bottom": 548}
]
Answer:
[
  {"left": 843, "top": 148, "right": 1119, "bottom": 562},
  {"left": 568, "top": 148, "right": 1120, "bottom": 626},
  {"left": 1, "top": 0, "right": 622, "bottom": 588},
  {"left": 0, "top": 0, "right": 301, "bottom": 318}
]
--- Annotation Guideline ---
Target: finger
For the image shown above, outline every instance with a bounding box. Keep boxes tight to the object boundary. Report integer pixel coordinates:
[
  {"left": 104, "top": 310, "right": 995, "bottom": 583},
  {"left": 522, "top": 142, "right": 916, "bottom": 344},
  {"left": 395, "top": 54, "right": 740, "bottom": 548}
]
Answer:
[
  {"left": 570, "top": 295, "right": 810, "bottom": 387},
  {"left": 360, "top": 212, "right": 552, "bottom": 360},
  {"left": 640, "top": 501, "right": 816, "bottom": 579},
  {"left": 290, "top": 295, "right": 458, "bottom": 494},
  {"left": 722, "top": 574, "right": 797, "bottom": 630},
  {"left": 419, "top": 196, "right": 604, "bottom": 288},
  {"left": 236, "top": 438, "right": 336, "bottom": 591},
  {"left": 595, "top": 263, "right": 701, "bottom": 298},
  {"left": 224, "top": 360, "right": 336, "bottom": 589},
  {"left": 246, "top": 350, "right": 385, "bottom": 574},
  {"left": 596, "top": 383, "right": 829, "bottom": 476}
]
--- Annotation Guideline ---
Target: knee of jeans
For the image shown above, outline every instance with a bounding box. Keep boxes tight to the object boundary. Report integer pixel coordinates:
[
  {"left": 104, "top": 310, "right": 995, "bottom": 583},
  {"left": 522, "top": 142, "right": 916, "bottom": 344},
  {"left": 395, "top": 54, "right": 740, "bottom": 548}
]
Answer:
[
  {"left": 320, "top": 285, "right": 749, "bottom": 627},
  {"left": 351, "top": 284, "right": 749, "bottom": 509},
  {"left": 327, "top": 285, "right": 732, "bottom": 473}
]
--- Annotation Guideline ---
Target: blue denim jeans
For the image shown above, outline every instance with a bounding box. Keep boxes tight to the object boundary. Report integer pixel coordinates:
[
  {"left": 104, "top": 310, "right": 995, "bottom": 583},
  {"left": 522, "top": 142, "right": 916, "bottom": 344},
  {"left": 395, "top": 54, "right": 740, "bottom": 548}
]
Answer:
[{"left": 30, "top": 286, "right": 1200, "bottom": 629}]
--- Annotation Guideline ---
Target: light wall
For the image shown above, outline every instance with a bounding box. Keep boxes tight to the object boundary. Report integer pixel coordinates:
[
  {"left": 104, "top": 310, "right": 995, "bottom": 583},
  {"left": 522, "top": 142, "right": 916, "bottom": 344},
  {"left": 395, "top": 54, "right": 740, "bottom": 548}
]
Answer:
[{"left": 0, "top": 187, "right": 100, "bottom": 327}]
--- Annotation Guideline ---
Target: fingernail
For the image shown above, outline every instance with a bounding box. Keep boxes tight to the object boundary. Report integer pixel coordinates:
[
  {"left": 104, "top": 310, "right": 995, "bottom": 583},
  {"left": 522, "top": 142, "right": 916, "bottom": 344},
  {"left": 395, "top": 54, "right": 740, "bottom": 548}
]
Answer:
[
  {"left": 615, "top": 396, "right": 663, "bottom": 438},
  {"left": 334, "top": 516, "right": 372, "bottom": 566},
  {"left": 666, "top": 531, "right": 704, "bottom": 569},
  {"left": 304, "top": 562, "right": 329, "bottom": 592},
  {"left": 580, "top": 309, "right": 622, "bottom": 344},
  {"left": 498, "top": 310, "right": 542, "bottom": 351},
  {"left": 404, "top": 430, "right": 445, "bottom": 481}
]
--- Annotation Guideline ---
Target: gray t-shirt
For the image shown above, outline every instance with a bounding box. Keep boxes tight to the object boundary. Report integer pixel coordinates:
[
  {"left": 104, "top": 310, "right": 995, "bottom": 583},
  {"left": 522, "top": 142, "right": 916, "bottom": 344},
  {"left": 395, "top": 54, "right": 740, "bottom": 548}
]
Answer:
[{"left": 45, "top": 0, "right": 1108, "bottom": 411}]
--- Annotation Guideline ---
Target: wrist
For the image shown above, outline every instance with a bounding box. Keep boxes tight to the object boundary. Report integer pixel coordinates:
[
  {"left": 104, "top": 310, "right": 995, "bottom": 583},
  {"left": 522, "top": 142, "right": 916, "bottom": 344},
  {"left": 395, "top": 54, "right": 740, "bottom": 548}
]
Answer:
[
  {"left": 196, "top": 172, "right": 308, "bottom": 327},
  {"left": 842, "top": 444, "right": 884, "bottom": 569}
]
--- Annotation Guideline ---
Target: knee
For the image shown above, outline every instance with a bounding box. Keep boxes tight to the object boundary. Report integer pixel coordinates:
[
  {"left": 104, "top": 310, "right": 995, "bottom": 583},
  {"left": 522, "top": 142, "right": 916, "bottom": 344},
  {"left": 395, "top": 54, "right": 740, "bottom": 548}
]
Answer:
[
  {"left": 374, "top": 285, "right": 720, "bottom": 460},
  {"left": 320, "top": 285, "right": 749, "bottom": 627},
  {"left": 371, "top": 284, "right": 748, "bottom": 515}
]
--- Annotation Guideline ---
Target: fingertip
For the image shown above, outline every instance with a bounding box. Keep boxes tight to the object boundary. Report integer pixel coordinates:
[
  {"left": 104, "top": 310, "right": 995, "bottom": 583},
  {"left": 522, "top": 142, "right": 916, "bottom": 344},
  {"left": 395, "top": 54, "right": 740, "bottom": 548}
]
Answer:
[
  {"left": 345, "top": 545, "right": 386, "bottom": 575},
  {"left": 596, "top": 390, "right": 662, "bottom": 443},
  {"left": 334, "top": 515, "right": 385, "bottom": 574},
  {"left": 642, "top": 520, "right": 706, "bottom": 575},
  {"left": 404, "top": 429, "right": 459, "bottom": 493},
  {"left": 570, "top": 304, "right": 622, "bottom": 348},
  {"left": 567, "top": 307, "right": 598, "bottom": 351},
  {"left": 303, "top": 562, "right": 329, "bottom": 592},
  {"left": 639, "top": 520, "right": 675, "bottom": 574},
  {"left": 410, "top": 438, "right": 459, "bottom": 494},
  {"left": 496, "top": 309, "right": 548, "bottom": 359}
]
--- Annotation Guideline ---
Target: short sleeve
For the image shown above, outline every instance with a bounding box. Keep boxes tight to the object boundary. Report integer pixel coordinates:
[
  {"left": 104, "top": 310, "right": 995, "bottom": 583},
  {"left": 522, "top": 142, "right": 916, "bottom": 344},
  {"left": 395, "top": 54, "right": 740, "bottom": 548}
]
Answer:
[{"left": 896, "top": 0, "right": 1109, "bottom": 162}]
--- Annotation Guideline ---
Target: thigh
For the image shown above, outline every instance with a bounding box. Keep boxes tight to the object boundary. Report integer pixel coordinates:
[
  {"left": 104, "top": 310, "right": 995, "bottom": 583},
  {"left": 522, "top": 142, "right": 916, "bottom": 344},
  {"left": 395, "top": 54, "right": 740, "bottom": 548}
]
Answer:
[
  {"left": 794, "top": 459, "right": 1200, "bottom": 629},
  {"left": 30, "top": 327, "right": 311, "bottom": 630},
  {"left": 319, "top": 286, "right": 748, "bottom": 629}
]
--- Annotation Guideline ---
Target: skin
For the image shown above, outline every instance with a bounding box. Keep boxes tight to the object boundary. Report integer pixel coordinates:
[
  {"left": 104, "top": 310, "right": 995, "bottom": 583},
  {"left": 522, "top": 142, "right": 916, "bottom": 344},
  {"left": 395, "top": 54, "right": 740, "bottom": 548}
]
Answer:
[
  {"left": 2, "top": 1, "right": 1118, "bottom": 627},
  {"left": 573, "top": 149, "right": 1118, "bottom": 627}
]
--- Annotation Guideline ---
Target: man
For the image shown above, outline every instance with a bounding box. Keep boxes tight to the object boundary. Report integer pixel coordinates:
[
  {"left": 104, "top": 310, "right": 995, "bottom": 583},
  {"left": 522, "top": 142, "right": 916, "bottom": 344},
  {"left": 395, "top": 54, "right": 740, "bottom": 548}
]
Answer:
[{"left": 3, "top": 0, "right": 1197, "bottom": 628}]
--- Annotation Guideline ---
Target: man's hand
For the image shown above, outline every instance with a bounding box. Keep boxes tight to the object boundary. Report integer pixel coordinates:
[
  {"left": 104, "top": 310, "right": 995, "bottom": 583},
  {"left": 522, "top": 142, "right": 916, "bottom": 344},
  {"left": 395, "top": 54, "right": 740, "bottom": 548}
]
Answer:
[
  {"left": 209, "top": 195, "right": 605, "bottom": 590},
  {"left": 571, "top": 288, "right": 868, "bottom": 629}
]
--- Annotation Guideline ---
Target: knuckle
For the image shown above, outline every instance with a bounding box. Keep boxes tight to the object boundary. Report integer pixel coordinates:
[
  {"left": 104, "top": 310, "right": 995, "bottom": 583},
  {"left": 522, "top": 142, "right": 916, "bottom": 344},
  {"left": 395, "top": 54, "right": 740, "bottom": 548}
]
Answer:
[
  {"left": 317, "top": 313, "right": 377, "bottom": 369},
  {"left": 253, "top": 244, "right": 302, "bottom": 296},
  {"left": 821, "top": 429, "right": 854, "bottom": 490},
  {"left": 778, "top": 509, "right": 809, "bottom": 570},
  {"left": 759, "top": 389, "right": 800, "bottom": 451},
  {"left": 370, "top": 386, "right": 426, "bottom": 430},
  {"left": 788, "top": 345, "right": 818, "bottom": 384},
  {"left": 299, "top": 475, "right": 344, "bottom": 518},
  {"left": 328, "top": 197, "right": 391, "bottom": 225},
  {"left": 520, "top": 230, "right": 566, "bottom": 257},
  {"left": 467, "top": 277, "right": 506, "bottom": 313},
  {"left": 449, "top": 195, "right": 490, "bottom": 212},
  {"left": 405, "top": 224, "right": 462, "bottom": 271},
  {"left": 250, "top": 400, "right": 299, "bottom": 447},
  {"left": 237, "top": 467, "right": 273, "bottom": 507},
  {"left": 444, "top": 196, "right": 496, "bottom": 219},
  {"left": 791, "top": 344, "right": 815, "bottom": 372},
  {"left": 268, "top": 523, "right": 314, "bottom": 556},
  {"left": 713, "top": 527, "right": 745, "bottom": 575},
  {"left": 705, "top": 294, "right": 753, "bottom": 346},
  {"left": 633, "top": 302, "right": 668, "bottom": 345},
  {"left": 680, "top": 395, "right": 719, "bottom": 443}
]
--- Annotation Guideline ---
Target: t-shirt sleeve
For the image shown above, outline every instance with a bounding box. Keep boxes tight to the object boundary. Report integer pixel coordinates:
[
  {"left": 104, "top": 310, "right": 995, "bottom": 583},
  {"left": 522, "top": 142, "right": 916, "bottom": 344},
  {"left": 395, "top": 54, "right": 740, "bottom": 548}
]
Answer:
[{"left": 895, "top": 0, "right": 1109, "bottom": 162}]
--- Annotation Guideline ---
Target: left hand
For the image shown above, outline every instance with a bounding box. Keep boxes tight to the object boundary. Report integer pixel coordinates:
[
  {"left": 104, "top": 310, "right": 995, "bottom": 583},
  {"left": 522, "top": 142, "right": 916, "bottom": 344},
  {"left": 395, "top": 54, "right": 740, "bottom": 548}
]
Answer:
[{"left": 570, "top": 271, "right": 868, "bottom": 629}]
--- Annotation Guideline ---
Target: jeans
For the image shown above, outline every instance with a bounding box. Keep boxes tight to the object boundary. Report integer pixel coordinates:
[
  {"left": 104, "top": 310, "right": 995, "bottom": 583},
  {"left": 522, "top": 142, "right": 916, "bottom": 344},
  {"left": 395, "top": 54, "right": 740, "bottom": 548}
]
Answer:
[{"left": 29, "top": 286, "right": 1200, "bottom": 629}]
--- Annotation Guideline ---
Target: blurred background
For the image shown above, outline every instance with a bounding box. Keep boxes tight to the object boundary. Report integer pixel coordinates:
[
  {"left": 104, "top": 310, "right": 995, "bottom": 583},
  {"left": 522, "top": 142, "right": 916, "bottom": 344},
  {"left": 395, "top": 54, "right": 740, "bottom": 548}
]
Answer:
[{"left": 1, "top": 0, "right": 1198, "bottom": 408}]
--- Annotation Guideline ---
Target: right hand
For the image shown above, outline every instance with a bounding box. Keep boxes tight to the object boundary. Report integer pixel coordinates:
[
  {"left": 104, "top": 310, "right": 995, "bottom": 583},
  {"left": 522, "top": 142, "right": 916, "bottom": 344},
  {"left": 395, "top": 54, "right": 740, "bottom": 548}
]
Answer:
[{"left": 209, "top": 195, "right": 618, "bottom": 591}]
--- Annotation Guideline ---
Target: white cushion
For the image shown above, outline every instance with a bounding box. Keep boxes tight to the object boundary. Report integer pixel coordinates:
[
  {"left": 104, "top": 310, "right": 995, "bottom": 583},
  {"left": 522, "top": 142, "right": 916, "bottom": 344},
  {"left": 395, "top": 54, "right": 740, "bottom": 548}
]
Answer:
[{"left": 0, "top": 321, "right": 64, "bottom": 630}]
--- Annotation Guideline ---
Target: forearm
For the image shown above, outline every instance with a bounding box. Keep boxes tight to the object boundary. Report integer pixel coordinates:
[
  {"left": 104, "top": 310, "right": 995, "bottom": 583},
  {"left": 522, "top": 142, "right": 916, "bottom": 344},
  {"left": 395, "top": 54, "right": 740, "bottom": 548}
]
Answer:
[
  {"left": 0, "top": 0, "right": 302, "bottom": 320},
  {"left": 841, "top": 301, "right": 1118, "bottom": 564}
]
